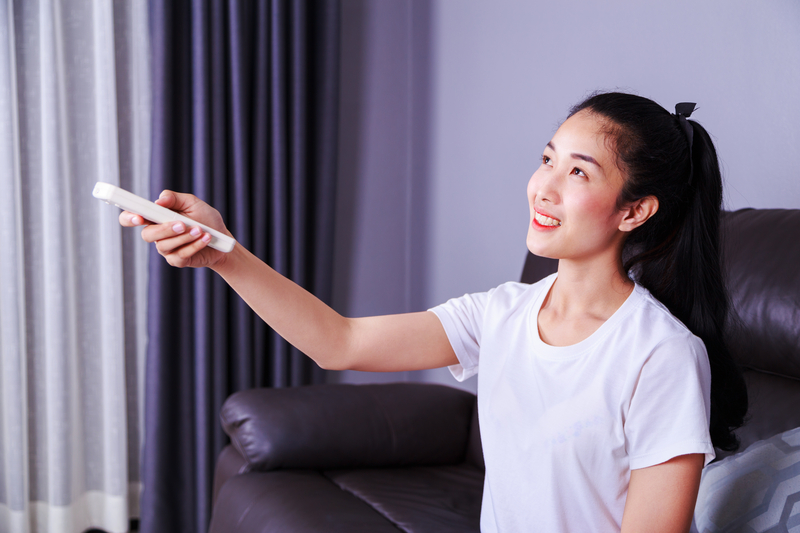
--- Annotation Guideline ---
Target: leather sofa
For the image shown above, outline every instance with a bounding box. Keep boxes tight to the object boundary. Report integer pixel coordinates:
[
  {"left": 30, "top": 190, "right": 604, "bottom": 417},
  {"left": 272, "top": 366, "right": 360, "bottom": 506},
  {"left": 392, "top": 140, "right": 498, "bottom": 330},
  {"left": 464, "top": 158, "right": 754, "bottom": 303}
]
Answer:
[{"left": 208, "top": 208, "right": 800, "bottom": 532}]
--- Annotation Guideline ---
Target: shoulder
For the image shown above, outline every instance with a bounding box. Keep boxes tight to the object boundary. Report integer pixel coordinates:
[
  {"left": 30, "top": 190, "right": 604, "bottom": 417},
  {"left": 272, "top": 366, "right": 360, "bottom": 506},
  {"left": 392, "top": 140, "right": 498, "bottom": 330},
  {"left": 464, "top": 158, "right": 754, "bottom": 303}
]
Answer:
[
  {"left": 626, "top": 285, "right": 709, "bottom": 370},
  {"left": 630, "top": 285, "right": 699, "bottom": 341},
  {"left": 473, "top": 275, "right": 554, "bottom": 319},
  {"left": 488, "top": 274, "right": 555, "bottom": 303},
  {"left": 430, "top": 274, "right": 554, "bottom": 325},
  {"left": 434, "top": 274, "right": 554, "bottom": 312}
]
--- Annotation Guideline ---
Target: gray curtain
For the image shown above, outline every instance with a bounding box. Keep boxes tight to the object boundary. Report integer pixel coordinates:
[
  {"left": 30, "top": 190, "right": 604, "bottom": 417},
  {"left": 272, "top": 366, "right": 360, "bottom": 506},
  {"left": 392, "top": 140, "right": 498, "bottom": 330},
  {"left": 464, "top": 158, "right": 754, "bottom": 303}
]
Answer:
[
  {"left": 141, "top": 1, "right": 340, "bottom": 532},
  {"left": 0, "top": 1, "right": 150, "bottom": 532}
]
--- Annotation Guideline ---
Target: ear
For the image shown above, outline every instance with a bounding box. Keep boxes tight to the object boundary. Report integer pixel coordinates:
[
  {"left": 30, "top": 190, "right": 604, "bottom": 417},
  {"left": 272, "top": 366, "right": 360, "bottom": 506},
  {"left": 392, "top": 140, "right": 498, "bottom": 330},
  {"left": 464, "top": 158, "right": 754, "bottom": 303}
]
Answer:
[{"left": 619, "top": 195, "right": 659, "bottom": 232}]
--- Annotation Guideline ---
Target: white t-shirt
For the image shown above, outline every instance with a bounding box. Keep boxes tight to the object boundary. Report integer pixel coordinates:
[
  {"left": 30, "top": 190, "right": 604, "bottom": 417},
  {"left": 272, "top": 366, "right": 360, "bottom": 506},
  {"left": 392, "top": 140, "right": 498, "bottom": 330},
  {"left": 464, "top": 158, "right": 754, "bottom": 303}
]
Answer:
[{"left": 430, "top": 274, "right": 714, "bottom": 533}]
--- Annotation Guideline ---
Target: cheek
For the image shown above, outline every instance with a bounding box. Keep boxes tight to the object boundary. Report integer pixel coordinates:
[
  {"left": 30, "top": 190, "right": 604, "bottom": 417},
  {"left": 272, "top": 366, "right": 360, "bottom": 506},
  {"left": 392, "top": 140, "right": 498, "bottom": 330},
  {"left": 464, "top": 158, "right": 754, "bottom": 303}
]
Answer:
[
  {"left": 577, "top": 196, "right": 606, "bottom": 215},
  {"left": 571, "top": 191, "right": 622, "bottom": 225}
]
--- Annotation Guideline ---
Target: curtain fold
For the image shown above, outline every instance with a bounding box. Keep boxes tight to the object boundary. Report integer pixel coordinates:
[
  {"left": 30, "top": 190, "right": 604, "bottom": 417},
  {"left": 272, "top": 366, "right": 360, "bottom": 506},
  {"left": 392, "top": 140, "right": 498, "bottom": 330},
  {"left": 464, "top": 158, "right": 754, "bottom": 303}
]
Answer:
[
  {"left": 0, "top": 1, "right": 151, "bottom": 532},
  {"left": 143, "top": 1, "right": 340, "bottom": 531}
]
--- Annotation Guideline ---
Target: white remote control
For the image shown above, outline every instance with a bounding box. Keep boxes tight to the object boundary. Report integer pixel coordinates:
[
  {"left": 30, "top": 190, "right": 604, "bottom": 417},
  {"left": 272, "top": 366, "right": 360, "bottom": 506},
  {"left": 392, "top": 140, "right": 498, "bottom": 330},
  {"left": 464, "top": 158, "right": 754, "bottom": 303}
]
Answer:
[{"left": 92, "top": 182, "right": 235, "bottom": 253}]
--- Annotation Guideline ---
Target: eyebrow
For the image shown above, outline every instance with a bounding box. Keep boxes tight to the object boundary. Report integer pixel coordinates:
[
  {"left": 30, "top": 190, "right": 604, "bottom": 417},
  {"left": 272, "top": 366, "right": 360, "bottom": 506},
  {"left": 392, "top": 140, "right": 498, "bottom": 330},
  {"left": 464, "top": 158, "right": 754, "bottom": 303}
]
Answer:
[{"left": 546, "top": 141, "right": 601, "bottom": 168}]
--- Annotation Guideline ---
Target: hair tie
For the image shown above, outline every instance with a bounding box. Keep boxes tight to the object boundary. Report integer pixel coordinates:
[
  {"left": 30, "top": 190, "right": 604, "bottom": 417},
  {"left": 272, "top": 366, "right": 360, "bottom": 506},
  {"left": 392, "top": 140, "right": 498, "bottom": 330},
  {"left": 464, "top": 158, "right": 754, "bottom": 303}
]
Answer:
[{"left": 674, "top": 102, "right": 696, "bottom": 184}]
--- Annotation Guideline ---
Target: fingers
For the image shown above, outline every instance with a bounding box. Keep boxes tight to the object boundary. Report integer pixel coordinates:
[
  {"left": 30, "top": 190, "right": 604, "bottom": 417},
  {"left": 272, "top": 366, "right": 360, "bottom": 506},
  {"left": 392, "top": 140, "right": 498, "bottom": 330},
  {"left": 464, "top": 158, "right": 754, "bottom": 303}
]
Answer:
[
  {"left": 154, "top": 190, "right": 176, "bottom": 209},
  {"left": 154, "top": 189, "right": 197, "bottom": 212},
  {"left": 142, "top": 221, "right": 206, "bottom": 250},
  {"left": 163, "top": 232, "right": 213, "bottom": 268},
  {"left": 140, "top": 220, "right": 190, "bottom": 243},
  {"left": 141, "top": 221, "right": 212, "bottom": 267},
  {"left": 119, "top": 211, "right": 145, "bottom": 227}
]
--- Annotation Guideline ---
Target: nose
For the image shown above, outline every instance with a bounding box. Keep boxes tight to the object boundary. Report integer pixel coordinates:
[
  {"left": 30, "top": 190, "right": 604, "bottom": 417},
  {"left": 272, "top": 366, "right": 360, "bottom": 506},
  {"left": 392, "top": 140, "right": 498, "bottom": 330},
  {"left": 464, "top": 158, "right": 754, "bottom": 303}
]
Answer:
[{"left": 528, "top": 167, "right": 560, "bottom": 205}]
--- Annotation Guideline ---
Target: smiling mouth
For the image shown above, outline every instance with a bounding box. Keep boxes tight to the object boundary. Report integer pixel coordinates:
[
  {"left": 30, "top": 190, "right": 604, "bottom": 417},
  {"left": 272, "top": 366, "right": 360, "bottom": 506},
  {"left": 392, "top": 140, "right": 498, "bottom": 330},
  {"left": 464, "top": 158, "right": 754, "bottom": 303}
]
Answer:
[{"left": 534, "top": 211, "right": 561, "bottom": 227}]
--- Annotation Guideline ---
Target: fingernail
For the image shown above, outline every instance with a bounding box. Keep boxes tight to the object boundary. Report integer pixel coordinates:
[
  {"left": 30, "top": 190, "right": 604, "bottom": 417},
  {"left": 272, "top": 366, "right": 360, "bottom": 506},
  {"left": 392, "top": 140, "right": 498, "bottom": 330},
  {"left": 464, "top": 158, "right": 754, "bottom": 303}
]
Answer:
[
  {"left": 160, "top": 190, "right": 169, "bottom": 198},
  {"left": 173, "top": 223, "right": 185, "bottom": 234},
  {"left": 190, "top": 227, "right": 201, "bottom": 237},
  {"left": 130, "top": 214, "right": 139, "bottom": 225},
  {"left": 202, "top": 233, "right": 211, "bottom": 243}
]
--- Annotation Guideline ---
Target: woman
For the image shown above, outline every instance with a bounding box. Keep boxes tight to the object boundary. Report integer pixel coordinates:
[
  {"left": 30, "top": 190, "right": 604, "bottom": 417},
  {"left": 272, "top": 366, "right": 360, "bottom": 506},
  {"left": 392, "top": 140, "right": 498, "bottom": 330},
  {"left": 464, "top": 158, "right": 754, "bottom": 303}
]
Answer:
[{"left": 122, "top": 92, "right": 747, "bottom": 532}]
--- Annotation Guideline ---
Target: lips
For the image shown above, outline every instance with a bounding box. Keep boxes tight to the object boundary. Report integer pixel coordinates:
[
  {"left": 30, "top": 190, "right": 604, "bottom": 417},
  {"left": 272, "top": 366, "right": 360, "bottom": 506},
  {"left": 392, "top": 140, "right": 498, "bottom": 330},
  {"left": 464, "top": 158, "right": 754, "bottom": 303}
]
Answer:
[{"left": 533, "top": 210, "right": 561, "bottom": 227}]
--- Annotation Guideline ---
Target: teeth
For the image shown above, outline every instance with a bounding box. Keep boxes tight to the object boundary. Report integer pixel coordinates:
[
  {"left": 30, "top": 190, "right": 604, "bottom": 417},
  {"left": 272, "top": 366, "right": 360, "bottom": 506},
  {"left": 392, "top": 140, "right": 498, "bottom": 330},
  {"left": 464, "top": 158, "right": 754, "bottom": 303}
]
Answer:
[{"left": 534, "top": 211, "right": 561, "bottom": 227}]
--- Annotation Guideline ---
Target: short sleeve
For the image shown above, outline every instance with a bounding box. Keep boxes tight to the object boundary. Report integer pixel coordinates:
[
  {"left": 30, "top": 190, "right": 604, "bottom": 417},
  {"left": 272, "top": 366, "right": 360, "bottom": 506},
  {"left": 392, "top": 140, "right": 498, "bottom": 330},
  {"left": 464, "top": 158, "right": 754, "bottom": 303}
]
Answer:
[
  {"left": 625, "top": 334, "right": 715, "bottom": 469},
  {"left": 429, "top": 291, "right": 490, "bottom": 381}
]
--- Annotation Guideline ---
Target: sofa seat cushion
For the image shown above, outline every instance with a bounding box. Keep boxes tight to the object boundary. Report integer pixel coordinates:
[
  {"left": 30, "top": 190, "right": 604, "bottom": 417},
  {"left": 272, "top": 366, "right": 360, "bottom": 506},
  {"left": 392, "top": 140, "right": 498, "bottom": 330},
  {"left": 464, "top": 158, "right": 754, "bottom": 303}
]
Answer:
[
  {"left": 325, "top": 464, "right": 483, "bottom": 533},
  {"left": 208, "top": 469, "right": 404, "bottom": 533}
]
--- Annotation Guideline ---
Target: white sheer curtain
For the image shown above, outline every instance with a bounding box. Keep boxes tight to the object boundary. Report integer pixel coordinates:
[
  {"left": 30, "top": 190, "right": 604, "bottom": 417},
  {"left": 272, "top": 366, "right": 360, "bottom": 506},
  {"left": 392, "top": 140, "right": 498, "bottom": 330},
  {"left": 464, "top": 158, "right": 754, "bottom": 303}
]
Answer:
[{"left": 0, "top": 1, "right": 150, "bottom": 532}]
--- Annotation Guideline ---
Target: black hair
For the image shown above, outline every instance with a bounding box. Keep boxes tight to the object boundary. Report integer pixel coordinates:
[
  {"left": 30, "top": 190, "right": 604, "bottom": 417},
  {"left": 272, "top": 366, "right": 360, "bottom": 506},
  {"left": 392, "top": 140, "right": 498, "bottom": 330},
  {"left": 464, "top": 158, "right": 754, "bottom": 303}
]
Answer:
[{"left": 569, "top": 91, "right": 747, "bottom": 452}]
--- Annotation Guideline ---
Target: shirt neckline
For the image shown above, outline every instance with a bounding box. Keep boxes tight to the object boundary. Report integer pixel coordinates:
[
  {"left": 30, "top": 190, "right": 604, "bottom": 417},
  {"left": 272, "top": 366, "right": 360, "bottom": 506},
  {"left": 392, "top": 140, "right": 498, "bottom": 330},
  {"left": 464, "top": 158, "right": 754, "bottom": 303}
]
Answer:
[{"left": 528, "top": 273, "right": 645, "bottom": 360}]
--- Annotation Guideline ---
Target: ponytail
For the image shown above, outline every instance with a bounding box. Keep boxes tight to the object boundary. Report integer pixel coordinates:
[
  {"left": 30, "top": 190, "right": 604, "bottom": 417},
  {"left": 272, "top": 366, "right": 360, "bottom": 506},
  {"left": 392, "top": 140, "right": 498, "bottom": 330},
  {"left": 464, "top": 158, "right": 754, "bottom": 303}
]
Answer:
[
  {"left": 570, "top": 92, "right": 748, "bottom": 451},
  {"left": 632, "top": 121, "right": 747, "bottom": 451}
]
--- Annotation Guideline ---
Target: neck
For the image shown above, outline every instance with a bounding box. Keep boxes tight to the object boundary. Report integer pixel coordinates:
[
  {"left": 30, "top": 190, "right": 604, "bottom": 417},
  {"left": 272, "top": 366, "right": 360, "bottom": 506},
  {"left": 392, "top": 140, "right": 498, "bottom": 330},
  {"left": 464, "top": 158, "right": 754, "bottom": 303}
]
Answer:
[{"left": 547, "top": 254, "right": 633, "bottom": 320}]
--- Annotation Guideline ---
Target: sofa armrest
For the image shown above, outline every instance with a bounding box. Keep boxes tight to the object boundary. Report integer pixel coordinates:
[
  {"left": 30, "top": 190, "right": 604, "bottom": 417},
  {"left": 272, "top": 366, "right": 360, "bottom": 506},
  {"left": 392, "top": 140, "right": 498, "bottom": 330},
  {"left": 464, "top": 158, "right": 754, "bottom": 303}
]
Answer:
[
  {"left": 220, "top": 383, "right": 476, "bottom": 472},
  {"left": 212, "top": 444, "right": 248, "bottom": 504}
]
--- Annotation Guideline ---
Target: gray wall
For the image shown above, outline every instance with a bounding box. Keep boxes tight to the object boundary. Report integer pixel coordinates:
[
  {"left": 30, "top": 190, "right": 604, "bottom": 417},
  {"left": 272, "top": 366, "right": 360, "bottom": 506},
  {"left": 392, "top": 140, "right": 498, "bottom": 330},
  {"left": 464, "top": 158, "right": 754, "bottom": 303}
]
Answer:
[{"left": 330, "top": 0, "right": 800, "bottom": 392}]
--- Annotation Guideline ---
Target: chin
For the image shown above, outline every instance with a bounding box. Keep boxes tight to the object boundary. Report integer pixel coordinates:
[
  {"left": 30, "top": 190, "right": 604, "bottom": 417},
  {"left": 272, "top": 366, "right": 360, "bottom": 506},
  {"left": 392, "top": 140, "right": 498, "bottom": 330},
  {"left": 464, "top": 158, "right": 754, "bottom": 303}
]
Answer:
[{"left": 526, "top": 237, "right": 559, "bottom": 260}]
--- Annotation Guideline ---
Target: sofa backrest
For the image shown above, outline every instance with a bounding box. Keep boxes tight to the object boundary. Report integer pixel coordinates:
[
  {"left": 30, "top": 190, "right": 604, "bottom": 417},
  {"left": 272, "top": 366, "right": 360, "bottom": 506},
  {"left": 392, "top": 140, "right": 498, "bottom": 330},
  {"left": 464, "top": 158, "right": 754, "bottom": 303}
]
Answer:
[
  {"left": 719, "top": 209, "right": 800, "bottom": 450},
  {"left": 519, "top": 208, "right": 800, "bottom": 454}
]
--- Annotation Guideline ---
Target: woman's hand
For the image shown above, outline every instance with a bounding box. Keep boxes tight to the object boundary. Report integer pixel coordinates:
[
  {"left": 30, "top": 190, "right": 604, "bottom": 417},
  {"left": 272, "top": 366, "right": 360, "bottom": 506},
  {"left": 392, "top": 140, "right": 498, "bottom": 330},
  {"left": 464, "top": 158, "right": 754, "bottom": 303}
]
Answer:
[{"left": 119, "top": 190, "right": 234, "bottom": 270}]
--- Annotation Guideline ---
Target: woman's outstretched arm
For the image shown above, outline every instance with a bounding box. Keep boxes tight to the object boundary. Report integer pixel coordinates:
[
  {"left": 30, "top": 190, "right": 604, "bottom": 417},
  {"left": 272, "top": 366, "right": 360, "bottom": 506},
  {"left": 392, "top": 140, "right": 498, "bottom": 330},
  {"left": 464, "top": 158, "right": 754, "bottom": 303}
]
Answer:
[{"left": 120, "top": 190, "right": 458, "bottom": 372}]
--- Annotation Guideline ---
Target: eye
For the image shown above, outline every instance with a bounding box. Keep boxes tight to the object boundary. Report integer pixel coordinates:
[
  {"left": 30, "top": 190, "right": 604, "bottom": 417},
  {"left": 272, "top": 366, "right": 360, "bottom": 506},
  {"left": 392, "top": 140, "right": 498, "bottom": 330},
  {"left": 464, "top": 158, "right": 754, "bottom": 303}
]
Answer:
[
  {"left": 571, "top": 167, "right": 587, "bottom": 178},
  {"left": 542, "top": 155, "right": 552, "bottom": 166}
]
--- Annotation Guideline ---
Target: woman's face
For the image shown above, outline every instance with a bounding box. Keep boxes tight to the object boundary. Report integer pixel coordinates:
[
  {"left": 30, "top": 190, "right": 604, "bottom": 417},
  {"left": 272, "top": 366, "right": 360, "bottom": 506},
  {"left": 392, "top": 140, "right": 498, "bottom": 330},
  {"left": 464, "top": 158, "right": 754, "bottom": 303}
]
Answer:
[{"left": 526, "top": 110, "right": 631, "bottom": 264}]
